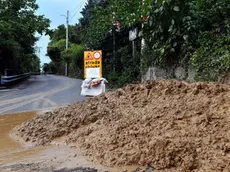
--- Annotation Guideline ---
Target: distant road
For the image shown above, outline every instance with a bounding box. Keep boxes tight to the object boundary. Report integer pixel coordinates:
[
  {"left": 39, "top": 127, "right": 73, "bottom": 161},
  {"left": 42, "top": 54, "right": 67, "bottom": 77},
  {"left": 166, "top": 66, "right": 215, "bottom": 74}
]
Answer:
[{"left": 0, "top": 75, "right": 85, "bottom": 115}]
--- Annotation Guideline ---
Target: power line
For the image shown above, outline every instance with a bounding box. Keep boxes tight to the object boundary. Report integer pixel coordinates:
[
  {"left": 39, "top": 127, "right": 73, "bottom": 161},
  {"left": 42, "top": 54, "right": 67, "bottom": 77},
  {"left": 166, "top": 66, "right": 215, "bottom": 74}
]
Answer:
[
  {"left": 70, "top": 0, "right": 85, "bottom": 13},
  {"left": 70, "top": 1, "right": 85, "bottom": 22},
  {"left": 70, "top": 0, "right": 86, "bottom": 23}
]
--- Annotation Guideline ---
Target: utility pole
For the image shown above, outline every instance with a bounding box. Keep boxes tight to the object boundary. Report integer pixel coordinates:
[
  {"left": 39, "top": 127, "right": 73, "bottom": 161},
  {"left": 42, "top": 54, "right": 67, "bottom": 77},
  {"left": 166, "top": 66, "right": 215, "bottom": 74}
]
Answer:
[
  {"left": 35, "top": 46, "right": 42, "bottom": 65},
  {"left": 35, "top": 46, "right": 42, "bottom": 73},
  {"left": 61, "top": 10, "right": 69, "bottom": 76}
]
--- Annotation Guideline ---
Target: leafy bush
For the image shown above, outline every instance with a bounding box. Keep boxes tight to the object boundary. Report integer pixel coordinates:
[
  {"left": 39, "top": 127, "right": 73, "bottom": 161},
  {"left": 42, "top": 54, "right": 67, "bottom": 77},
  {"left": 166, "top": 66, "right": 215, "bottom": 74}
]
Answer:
[{"left": 191, "top": 31, "right": 230, "bottom": 82}]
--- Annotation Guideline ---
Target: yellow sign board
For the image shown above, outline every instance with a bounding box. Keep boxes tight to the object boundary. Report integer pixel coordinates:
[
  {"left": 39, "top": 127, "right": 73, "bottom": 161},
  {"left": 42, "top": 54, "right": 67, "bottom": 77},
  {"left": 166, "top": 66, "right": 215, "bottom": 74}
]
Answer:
[{"left": 84, "top": 50, "right": 102, "bottom": 78}]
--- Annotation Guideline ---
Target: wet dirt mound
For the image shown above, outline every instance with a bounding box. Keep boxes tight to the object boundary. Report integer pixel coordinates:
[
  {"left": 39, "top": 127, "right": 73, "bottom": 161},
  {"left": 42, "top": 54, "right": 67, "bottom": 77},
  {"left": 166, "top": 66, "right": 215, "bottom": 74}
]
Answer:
[{"left": 14, "top": 80, "right": 230, "bottom": 171}]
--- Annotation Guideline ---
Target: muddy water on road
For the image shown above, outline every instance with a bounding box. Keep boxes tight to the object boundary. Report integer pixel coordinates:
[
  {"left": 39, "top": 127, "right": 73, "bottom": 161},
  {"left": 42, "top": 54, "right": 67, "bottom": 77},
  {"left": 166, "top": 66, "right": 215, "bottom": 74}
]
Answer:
[
  {"left": 0, "top": 111, "right": 147, "bottom": 172},
  {"left": 0, "top": 111, "right": 46, "bottom": 165},
  {"left": 0, "top": 112, "right": 35, "bottom": 153}
]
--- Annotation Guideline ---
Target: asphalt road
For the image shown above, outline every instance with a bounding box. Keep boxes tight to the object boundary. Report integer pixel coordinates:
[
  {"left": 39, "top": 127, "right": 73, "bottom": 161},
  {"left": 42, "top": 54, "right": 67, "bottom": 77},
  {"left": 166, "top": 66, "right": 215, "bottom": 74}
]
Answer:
[{"left": 0, "top": 75, "right": 85, "bottom": 115}]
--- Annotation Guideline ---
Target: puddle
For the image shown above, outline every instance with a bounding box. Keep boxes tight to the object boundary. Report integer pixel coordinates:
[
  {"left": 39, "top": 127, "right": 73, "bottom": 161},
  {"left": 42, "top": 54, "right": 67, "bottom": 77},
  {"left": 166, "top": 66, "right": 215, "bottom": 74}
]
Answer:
[
  {"left": 0, "top": 111, "right": 46, "bottom": 165},
  {"left": 0, "top": 111, "right": 36, "bottom": 153},
  {"left": 0, "top": 111, "right": 148, "bottom": 171}
]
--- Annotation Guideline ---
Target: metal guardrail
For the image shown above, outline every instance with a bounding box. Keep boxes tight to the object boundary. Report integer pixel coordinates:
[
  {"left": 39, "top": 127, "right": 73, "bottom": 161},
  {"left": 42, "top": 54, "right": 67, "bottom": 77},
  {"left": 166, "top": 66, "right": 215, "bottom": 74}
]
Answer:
[
  {"left": 30, "top": 72, "right": 41, "bottom": 75},
  {"left": 1, "top": 73, "right": 30, "bottom": 86}
]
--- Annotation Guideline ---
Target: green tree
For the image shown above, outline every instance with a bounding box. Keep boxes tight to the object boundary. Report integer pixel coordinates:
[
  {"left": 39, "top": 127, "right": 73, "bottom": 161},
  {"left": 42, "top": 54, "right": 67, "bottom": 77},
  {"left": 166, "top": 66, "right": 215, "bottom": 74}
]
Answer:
[
  {"left": 47, "top": 0, "right": 230, "bottom": 86},
  {"left": 0, "top": 0, "right": 50, "bottom": 74},
  {"left": 47, "top": 39, "right": 66, "bottom": 62},
  {"left": 21, "top": 54, "right": 40, "bottom": 73},
  {"left": 61, "top": 44, "right": 84, "bottom": 77},
  {"left": 76, "top": 0, "right": 141, "bottom": 86},
  {"left": 47, "top": 26, "right": 85, "bottom": 76},
  {"left": 140, "top": 0, "right": 230, "bottom": 81}
]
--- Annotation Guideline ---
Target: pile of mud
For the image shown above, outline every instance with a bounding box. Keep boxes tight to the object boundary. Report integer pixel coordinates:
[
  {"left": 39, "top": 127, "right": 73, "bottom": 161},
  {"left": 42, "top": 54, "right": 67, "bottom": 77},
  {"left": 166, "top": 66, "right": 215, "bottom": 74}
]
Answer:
[{"left": 14, "top": 80, "right": 230, "bottom": 171}]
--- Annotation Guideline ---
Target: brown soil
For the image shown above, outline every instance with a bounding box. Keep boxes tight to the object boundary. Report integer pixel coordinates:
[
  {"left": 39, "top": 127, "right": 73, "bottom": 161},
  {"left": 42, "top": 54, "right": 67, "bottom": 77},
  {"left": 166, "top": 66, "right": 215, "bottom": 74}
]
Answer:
[{"left": 13, "top": 80, "right": 230, "bottom": 171}]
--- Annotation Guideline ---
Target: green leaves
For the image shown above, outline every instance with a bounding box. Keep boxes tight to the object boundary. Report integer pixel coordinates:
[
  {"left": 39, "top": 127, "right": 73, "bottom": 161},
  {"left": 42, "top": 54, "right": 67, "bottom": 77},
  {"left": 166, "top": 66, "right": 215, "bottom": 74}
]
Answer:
[
  {"left": 0, "top": 0, "right": 50, "bottom": 73},
  {"left": 141, "top": 0, "right": 230, "bottom": 83},
  {"left": 60, "top": 44, "right": 84, "bottom": 64},
  {"left": 47, "top": 22, "right": 85, "bottom": 75},
  {"left": 45, "top": 0, "right": 230, "bottom": 83},
  {"left": 47, "top": 39, "right": 66, "bottom": 63},
  {"left": 191, "top": 30, "right": 230, "bottom": 82},
  {"left": 142, "top": 0, "right": 197, "bottom": 70}
]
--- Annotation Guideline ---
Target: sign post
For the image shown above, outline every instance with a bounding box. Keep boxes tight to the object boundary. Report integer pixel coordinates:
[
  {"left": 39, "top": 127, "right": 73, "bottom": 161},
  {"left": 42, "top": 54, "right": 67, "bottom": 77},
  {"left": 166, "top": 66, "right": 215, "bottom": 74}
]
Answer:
[{"left": 129, "top": 28, "right": 138, "bottom": 61}]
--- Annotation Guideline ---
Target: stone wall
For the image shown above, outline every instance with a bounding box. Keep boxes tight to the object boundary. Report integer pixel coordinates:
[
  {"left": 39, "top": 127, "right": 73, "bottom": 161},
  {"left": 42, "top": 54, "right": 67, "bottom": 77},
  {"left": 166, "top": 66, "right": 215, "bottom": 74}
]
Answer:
[
  {"left": 142, "top": 66, "right": 196, "bottom": 82},
  {"left": 142, "top": 66, "right": 230, "bottom": 84}
]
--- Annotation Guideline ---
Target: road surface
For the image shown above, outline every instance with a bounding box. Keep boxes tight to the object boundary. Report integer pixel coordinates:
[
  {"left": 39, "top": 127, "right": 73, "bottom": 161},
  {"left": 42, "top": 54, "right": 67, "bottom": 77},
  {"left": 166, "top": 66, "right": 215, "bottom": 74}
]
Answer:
[{"left": 0, "top": 75, "right": 85, "bottom": 115}]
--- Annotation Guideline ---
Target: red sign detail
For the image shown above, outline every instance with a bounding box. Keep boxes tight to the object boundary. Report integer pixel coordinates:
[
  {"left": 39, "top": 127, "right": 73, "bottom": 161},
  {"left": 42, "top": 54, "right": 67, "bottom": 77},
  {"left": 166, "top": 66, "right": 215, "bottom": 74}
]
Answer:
[{"left": 86, "top": 52, "right": 94, "bottom": 60}]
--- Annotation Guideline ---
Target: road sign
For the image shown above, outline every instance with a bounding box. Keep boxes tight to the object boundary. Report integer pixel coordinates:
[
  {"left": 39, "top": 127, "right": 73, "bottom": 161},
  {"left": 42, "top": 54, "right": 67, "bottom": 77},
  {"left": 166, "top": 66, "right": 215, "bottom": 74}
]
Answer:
[
  {"left": 84, "top": 50, "right": 102, "bottom": 78},
  {"left": 86, "top": 52, "right": 94, "bottom": 60},
  {"left": 129, "top": 28, "right": 138, "bottom": 41}
]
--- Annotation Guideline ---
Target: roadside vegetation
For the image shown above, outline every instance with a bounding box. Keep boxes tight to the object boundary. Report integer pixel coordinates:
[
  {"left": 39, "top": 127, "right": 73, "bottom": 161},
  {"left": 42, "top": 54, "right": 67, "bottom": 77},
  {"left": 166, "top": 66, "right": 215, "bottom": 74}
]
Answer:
[
  {"left": 1, "top": 0, "right": 229, "bottom": 87},
  {"left": 0, "top": 0, "right": 50, "bottom": 75},
  {"left": 47, "top": 0, "right": 230, "bottom": 87}
]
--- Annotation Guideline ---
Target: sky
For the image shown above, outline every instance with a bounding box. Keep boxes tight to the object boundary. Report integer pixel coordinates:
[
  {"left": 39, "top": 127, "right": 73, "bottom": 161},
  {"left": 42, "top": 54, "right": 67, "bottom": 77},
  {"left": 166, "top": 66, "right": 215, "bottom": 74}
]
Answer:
[{"left": 35, "top": 0, "right": 87, "bottom": 65}]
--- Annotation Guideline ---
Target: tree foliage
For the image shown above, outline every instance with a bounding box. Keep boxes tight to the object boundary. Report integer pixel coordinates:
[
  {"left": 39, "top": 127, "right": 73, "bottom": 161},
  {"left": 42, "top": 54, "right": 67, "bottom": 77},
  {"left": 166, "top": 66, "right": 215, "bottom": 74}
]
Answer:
[
  {"left": 140, "top": 0, "right": 230, "bottom": 81},
  {"left": 0, "top": 0, "right": 50, "bottom": 75},
  {"left": 47, "top": 0, "right": 230, "bottom": 85},
  {"left": 47, "top": 24, "right": 85, "bottom": 76},
  {"left": 74, "top": 0, "right": 141, "bottom": 86}
]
